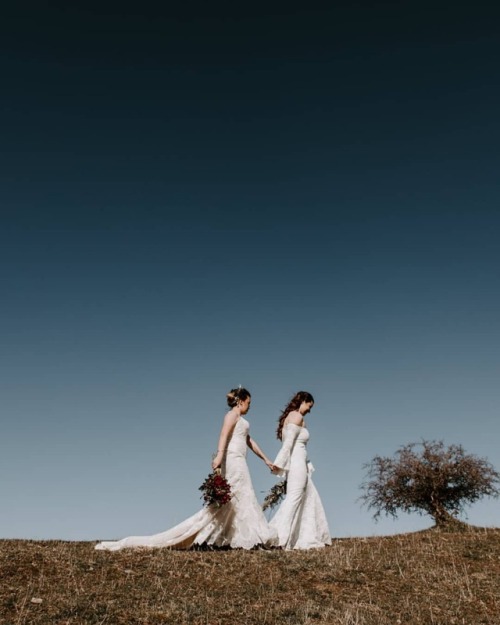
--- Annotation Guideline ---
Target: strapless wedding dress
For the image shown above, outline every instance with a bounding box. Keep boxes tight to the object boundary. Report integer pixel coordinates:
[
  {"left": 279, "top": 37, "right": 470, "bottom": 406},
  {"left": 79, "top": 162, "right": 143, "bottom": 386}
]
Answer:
[
  {"left": 270, "top": 423, "right": 331, "bottom": 549},
  {"left": 95, "top": 417, "right": 276, "bottom": 550}
]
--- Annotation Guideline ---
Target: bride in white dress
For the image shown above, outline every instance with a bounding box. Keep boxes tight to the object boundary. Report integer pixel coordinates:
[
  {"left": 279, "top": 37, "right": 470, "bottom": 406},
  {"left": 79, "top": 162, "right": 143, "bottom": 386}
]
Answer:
[
  {"left": 269, "top": 391, "right": 331, "bottom": 550},
  {"left": 95, "top": 387, "right": 277, "bottom": 550}
]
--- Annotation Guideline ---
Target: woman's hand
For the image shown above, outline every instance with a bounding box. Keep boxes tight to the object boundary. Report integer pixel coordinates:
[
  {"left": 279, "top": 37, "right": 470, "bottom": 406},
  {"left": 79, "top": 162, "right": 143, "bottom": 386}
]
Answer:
[
  {"left": 212, "top": 451, "right": 223, "bottom": 470},
  {"left": 264, "top": 458, "right": 274, "bottom": 471}
]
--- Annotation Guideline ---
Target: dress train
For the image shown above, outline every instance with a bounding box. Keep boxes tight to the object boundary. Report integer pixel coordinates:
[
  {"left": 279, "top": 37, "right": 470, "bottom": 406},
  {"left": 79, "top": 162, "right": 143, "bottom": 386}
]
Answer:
[{"left": 95, "top": 417, "right": 276, "bottom": 550}]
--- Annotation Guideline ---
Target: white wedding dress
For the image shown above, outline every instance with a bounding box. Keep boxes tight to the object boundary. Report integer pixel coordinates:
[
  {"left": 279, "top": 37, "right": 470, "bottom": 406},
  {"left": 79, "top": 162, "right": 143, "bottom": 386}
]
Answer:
[
  {"left": 269, "top": 423, "right": 331, "bottom": 550},
  {"left": 95, "top": 417, "right": 276, "bottom": 550}
]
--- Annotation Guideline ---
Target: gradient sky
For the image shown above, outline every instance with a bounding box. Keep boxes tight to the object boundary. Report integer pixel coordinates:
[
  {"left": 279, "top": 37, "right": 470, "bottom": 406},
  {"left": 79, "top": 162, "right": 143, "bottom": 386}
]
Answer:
[{"left": 1, "top": 2, "right": 499, "bottom": 540}]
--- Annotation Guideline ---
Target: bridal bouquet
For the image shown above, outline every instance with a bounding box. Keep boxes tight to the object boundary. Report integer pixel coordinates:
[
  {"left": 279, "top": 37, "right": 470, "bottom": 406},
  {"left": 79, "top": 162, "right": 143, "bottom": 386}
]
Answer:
[
  {"left": 199, "top": 471, "right": 232, "bottom": 508},
  {"left": 262, "top": 479, "right": 287, "bottom": 511}
]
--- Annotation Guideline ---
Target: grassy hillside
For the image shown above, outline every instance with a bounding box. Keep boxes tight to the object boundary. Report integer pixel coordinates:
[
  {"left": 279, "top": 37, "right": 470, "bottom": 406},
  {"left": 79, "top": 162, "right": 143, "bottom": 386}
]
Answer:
[{"left": 1, "top": 527, "right": 499, "bottom": 624}]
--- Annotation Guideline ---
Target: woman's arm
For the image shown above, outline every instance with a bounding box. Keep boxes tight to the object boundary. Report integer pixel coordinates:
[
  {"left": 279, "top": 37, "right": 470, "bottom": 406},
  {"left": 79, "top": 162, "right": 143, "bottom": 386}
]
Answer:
[
  {"left": 212, "top": 411, "right": 238, "bottom": 470},
  {"left": 272, "top": 421, "right": 302, "bottom": 475},
  {"left": 247, "top": 436, "right": 274, "bottom": 470}
]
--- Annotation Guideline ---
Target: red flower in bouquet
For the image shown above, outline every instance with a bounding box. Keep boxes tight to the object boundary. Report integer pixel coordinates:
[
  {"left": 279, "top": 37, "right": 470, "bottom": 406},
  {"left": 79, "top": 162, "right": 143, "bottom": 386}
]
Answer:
[{"left": 199, "top": 471, "right": 232, "bottom": 508}]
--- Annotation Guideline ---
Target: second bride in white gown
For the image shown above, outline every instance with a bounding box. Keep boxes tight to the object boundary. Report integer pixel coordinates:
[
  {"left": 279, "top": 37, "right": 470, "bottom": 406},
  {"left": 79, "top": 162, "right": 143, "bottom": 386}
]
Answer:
[
  {"left": 95, "top": 387, "right": 277, "bottom": 551},
  {"left": 269, "top": 391, "right": 331, "bottom": 550}
]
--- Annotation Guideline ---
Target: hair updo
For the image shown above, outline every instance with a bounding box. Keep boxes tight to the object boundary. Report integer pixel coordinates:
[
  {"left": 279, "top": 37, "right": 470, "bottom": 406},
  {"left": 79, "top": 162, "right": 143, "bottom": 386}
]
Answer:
[{"left": 226, "top": 387, "right": 251, "bottom": 408}]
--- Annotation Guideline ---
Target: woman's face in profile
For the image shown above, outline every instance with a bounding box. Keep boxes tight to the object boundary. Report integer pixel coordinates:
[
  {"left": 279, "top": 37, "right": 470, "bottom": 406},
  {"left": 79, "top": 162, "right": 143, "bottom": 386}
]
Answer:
[
  {"left": 240, "top": 397, "right": 251, "bottom": 414},
  {"left": 300, "top": 400, "right": 314, "bottom": 415}
]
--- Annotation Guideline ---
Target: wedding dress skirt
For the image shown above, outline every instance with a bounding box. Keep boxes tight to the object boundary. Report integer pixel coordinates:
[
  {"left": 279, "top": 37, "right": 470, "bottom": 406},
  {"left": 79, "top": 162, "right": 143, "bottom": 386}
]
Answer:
[
  {"left": 269, "top": 423, "right": 331, "bottom": 550},
  {"left": 95, "top": 417, "right": 276, "bottom": 550}
]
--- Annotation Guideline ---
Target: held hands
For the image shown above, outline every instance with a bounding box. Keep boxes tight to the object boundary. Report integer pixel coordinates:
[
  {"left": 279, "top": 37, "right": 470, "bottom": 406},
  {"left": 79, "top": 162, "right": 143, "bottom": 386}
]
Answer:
[{"left": 264, "top": 458, "right": 280, "bottom": 473}]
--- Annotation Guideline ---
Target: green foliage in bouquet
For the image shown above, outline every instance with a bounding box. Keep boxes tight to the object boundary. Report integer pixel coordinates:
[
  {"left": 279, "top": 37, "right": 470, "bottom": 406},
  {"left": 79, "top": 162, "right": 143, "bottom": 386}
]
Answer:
[{"left": 262, "top": 480, "right": 287, "bottom": 512}]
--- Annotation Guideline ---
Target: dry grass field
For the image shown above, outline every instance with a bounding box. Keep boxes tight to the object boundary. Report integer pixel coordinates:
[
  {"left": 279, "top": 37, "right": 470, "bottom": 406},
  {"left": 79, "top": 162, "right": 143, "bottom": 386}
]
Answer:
[{"left": 1, "top": 526, "right": 499, "bottom": 625}]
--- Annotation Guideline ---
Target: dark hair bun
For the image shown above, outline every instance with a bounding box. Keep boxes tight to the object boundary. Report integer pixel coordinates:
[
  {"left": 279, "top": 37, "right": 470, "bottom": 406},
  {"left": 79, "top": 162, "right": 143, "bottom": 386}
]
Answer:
[{"left": 226, "top": 387, "right": 251, "bottom": 408}]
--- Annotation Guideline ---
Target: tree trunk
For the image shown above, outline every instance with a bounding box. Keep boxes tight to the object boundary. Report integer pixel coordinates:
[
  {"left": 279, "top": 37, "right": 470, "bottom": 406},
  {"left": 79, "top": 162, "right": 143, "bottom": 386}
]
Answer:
[{"left": 430, "top": 502, "right": 466, "bottom": 530}]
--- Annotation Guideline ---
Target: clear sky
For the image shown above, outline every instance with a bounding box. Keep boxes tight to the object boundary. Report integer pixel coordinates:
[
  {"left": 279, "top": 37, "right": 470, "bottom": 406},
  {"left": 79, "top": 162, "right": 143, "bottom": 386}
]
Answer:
[{"left": 1, "top": 2, "right": 499, "bottom": 540}]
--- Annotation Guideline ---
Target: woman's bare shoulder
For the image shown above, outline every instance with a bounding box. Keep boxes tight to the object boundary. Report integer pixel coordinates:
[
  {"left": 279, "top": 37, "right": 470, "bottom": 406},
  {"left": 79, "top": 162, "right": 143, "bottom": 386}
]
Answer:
[
  {"left": 286, "top": 411, "right": 303, "bottom": 426},
  {"left": 222, "top": 409, "right": 239, "bottom": 426}
]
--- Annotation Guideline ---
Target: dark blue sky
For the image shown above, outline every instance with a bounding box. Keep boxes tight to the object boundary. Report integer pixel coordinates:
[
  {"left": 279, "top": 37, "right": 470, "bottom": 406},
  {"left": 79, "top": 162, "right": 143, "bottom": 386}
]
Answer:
[
  {"left": 1, "top": 2, "right": 499, "bottom": 539},
  {"left": 2, "top": 2, "right": 500, "bottom": 218}
]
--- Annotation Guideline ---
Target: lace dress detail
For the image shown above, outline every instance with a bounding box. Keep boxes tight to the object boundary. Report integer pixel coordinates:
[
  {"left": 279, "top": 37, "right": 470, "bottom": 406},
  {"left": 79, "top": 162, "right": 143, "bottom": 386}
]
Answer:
[
  {"left": 269, "top": 423, "right": 331, "bottom": 550},
  {"left": 95, "top": 417, "right": 276, "bottom": 550}
]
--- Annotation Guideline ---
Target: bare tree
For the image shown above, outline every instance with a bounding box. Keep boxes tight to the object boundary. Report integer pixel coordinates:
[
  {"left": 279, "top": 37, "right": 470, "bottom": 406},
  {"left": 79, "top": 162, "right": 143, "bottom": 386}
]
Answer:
[{"left": 360, "top": 440, "right": 500, "bottom": 527}]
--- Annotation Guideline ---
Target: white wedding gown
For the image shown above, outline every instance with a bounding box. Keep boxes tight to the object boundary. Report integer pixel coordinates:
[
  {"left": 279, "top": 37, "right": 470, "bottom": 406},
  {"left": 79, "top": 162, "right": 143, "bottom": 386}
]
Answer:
[
  {"left": 95, "top": 417, "right": 276, "bottom": 550},
  {"left": 270, "top": 423, "right": 331, "bottom": 550}
]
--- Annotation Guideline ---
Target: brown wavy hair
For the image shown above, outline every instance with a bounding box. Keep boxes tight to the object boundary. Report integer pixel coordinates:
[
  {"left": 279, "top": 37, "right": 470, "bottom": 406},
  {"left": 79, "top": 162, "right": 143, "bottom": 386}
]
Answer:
[
  {"left": 226, "top": 387, "right": 251, "bottom": 408},
  {"left": 276, "top": 391, "right": 314, "bottom": 440}
]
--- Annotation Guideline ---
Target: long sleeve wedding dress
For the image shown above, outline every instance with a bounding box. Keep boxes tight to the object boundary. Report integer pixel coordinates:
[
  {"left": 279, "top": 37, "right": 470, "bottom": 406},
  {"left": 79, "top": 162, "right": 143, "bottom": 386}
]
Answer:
[{"left": 269, "top": 423, "right": 331, "bottom": 550}]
